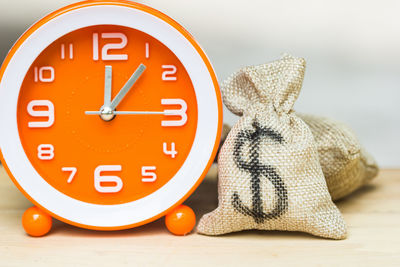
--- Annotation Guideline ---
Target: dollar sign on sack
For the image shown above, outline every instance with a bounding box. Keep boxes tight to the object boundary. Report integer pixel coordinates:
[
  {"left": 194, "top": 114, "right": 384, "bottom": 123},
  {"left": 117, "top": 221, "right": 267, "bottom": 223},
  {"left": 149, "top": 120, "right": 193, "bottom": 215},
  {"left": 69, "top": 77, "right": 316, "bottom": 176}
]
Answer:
[{"left": 232, "top": 121, "right": 288, "bottom": 223}]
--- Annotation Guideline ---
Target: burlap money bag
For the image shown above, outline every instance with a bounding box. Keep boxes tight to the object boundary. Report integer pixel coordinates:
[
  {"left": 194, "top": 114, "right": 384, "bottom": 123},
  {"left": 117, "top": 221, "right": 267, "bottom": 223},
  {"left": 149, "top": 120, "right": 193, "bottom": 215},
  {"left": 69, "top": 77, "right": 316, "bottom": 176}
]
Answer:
[
  {"left": 217, "top": 116, "right": 379, "bottom": 201},
  {"left": 299, "top": 114, "right": 379, "bottom": 200},
  {"left": 197, "top": 55, "right": 347, "bottom": 239}
]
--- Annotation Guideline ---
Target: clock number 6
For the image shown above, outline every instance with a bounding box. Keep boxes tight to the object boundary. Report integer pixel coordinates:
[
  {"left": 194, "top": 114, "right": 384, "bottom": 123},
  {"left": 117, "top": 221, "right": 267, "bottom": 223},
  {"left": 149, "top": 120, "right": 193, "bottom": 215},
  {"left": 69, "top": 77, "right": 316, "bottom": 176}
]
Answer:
[{"left": 94, "top": 165, "right": 123, "bottom": 193}]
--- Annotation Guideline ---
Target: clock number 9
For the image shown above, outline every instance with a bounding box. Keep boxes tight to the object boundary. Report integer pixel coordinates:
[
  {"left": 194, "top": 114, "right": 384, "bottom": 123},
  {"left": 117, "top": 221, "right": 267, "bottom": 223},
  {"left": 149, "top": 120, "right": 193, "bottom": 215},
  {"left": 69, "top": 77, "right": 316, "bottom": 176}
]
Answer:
[{"left": 27, "top": 100, "right": 55, "bottom": 128}]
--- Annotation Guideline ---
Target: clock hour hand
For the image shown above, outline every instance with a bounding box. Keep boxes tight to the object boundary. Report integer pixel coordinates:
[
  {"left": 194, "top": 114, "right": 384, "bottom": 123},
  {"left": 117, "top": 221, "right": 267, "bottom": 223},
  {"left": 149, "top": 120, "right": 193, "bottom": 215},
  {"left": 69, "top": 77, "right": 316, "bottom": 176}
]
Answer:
[{"left": 109, "top": 63, "right": 146, "bottom": 110}]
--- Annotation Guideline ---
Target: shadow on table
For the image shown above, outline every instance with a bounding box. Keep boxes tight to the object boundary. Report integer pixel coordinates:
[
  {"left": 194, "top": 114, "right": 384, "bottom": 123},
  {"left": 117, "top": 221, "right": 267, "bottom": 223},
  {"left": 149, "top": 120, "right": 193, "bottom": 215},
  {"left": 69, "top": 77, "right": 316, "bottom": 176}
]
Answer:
[
  {"left": 29, "top": 167, "right": 381, "bottom": 238},
  {"left": 48, "top": 174, "right": 219, "bottom": 238},
  {"left": 335, "top": 183, "right": 380, "bottom": 209}
]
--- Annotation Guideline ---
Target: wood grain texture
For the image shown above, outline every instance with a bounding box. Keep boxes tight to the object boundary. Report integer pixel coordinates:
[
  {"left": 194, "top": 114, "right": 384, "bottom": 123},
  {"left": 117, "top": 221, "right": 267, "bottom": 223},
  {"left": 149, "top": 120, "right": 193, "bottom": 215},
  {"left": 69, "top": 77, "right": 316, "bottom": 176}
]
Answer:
[{"left": 0, "top": 165, "right": 399, "bottom": 266}]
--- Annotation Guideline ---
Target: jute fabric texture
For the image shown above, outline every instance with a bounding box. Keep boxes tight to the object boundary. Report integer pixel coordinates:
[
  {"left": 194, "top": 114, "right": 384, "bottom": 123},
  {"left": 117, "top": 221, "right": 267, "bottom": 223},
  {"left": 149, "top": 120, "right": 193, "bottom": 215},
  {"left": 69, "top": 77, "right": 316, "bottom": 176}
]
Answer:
[
  {"left": 299, "top": 114, "right": 379, "bottom": 200},
  {"left": 217, "top": 118, "right": 379, "bottom": 201},
  {"left": 197, "top": 55, "right": 347, "bottom": 239}
]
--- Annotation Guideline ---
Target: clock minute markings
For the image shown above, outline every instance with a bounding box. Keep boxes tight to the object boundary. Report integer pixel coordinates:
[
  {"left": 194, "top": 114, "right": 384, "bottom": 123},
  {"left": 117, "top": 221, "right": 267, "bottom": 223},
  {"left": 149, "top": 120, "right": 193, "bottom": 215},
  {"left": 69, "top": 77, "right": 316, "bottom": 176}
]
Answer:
[{"left": 145, "top": 42, "right": 150, "bottom": 59}]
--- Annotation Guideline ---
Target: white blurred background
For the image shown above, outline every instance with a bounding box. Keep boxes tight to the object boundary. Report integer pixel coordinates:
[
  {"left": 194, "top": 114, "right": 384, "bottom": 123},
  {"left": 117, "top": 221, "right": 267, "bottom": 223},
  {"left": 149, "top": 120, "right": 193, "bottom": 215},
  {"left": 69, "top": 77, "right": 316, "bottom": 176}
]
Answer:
[{"left": 0, "top": 0, "right": 399, "bottom": 167}]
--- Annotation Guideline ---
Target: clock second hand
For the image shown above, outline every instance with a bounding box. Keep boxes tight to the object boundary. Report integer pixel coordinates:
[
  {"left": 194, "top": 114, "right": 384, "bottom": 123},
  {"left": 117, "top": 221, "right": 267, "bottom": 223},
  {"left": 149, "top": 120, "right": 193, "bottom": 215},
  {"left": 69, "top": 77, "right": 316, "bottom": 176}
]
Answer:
[{"left": 85, "top": 110, "right": 165, "bottom": 115}]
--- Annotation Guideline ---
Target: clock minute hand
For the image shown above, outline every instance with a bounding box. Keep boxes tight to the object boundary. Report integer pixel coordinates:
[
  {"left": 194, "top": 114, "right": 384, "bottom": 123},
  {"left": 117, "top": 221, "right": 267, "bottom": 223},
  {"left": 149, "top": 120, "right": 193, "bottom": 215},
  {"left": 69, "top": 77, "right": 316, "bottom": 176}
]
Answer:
[{"left": 109, "top": 63, "right": 146, "bottom": 110}]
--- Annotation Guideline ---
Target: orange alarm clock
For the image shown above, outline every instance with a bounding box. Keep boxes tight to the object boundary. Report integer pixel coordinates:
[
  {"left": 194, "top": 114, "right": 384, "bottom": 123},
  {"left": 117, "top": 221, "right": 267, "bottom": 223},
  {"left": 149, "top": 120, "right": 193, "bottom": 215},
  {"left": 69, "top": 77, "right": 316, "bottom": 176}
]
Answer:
[{"left": 0, "top": 0, "right": 222, "bottom": 236}]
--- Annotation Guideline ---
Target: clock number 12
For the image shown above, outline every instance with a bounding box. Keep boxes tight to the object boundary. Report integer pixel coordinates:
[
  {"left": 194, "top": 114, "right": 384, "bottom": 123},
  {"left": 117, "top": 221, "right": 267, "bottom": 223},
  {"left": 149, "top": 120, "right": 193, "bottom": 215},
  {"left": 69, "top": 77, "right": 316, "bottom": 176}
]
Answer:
[{"left": 93, "top": 33, "right": 128, "bottom": 61}]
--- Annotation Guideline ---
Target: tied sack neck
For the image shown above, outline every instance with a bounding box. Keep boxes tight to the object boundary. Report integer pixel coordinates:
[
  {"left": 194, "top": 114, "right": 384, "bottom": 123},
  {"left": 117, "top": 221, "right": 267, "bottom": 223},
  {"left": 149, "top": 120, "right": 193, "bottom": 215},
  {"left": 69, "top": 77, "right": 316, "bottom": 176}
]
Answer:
[{"left": 222, "top": 54, "right": 305, "bottom": 117}]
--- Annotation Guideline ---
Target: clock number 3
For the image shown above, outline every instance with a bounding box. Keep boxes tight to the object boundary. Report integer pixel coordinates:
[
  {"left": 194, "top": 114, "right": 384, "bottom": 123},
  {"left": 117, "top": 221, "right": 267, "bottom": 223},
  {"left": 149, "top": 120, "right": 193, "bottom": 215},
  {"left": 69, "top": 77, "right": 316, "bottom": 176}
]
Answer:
[{"left": 161, "top": 99, "right": 187, "bottom": 127}]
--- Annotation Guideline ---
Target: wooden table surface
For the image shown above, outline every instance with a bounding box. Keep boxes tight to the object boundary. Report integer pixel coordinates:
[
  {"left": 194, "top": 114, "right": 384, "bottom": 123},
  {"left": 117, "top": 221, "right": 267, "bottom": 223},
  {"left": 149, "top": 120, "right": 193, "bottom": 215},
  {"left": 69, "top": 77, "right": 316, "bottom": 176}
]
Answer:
[{"left": 0, "top": 165, "right": 399, "bottom": 266}]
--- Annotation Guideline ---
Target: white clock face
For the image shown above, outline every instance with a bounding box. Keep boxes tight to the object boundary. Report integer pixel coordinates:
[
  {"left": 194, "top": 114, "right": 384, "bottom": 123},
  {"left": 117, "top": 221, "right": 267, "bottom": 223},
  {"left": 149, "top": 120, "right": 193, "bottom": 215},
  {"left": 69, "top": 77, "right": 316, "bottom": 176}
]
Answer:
[{"left": 0, "top": 2, "right": 222, "bottom": 229}]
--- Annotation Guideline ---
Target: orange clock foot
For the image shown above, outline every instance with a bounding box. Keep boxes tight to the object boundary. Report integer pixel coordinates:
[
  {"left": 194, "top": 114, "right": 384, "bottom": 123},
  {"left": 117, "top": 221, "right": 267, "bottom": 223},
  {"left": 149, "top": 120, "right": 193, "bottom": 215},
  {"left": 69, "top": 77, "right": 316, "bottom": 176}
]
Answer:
[
  {"left": 165, "top": 205, "right": 196, "bottom": 236},
  {"left": 22, "top": 206, "right": 53, "bottom": 237}
]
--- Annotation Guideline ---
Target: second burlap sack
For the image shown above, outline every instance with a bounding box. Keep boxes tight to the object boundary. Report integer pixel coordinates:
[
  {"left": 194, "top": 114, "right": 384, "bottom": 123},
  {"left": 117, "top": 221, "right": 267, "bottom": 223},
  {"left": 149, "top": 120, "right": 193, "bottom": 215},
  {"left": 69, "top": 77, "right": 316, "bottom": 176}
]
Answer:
[
  {"left": 299, "top": 114, "right": 379, "bottom": 200},
  {"left": 197, "top": 55, "right": 347, "bottom": 239}
]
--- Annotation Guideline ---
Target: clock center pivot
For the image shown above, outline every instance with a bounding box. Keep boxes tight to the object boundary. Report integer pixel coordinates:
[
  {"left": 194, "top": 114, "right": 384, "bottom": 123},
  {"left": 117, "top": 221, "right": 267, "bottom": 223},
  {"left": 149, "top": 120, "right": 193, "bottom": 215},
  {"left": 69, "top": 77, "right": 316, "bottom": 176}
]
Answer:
[{"left": 100, "top": 106, "right": 115, "bottom": 121}]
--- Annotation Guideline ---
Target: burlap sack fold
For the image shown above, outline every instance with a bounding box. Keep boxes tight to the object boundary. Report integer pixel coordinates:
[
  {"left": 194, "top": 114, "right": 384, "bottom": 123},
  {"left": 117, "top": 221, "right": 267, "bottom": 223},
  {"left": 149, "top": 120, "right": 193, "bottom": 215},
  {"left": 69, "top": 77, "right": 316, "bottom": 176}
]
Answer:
[
  {"left": 197, "top": 55, "right": 347, "bottom": 239},
  {"left": 299, "top": 114, "right": 379, "bottom": 200}
]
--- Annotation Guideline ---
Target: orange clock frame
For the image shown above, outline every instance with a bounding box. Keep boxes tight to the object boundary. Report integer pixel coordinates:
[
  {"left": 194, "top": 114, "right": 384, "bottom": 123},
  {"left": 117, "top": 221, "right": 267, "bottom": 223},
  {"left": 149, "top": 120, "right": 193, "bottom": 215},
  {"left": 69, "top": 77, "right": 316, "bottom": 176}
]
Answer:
[{"left": 0, "top": 0, "right": 222, "bottom": 231}]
